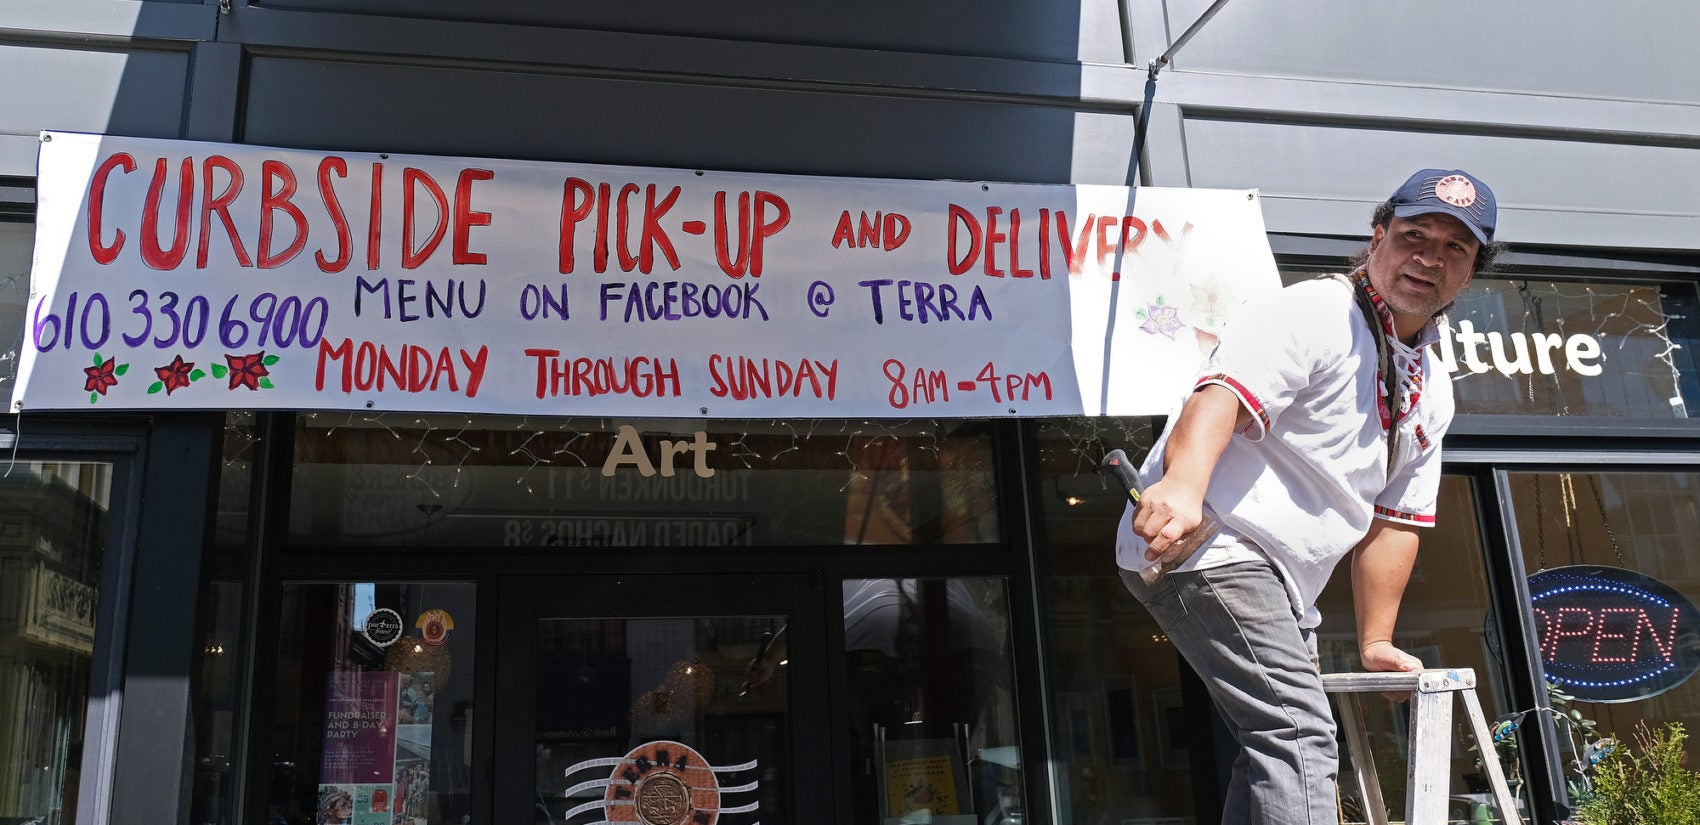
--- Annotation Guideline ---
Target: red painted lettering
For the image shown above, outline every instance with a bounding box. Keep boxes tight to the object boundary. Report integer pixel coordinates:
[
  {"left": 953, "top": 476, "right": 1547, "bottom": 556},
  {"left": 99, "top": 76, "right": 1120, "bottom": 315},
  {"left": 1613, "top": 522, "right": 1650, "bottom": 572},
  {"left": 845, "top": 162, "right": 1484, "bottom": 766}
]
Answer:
[
  {"left": 314, "top": 157, "right": 350, "bottom": 272},
  {"left": 366, "top": 162, "right": 383, "bottom": 270},
  {"left": 830, "top": 211, "right": 855, "bottom": 248},
  {"left": 713, "top": 191, "right": 750, "bottom": 277},
  {"left": 1056, "top": 211, "right": 1093, "bottom": 275},
  {"left": 882, "top": 212, "right": 910, "bottom": 250},
  {"left": 1008, "top": 208, "right": 1033, "bottom": 278},
  {"left": 401, "top": 167, "right": 448, "bottom": 269},
  {"left": 858, "top": 212, "right": 880, "bottom": 248},
  {"left": 639, "top": 184, "right": 681, "bottom": 273},
  {"left": 451, "top": 168, "right": 493, "bottom": 265},
  {"left": 1095, "top": 215, "right": 1118, "bottom": 271},
  {"left": 1037, "top": 208, "right": 1052, "bottom": 279},
  {"left": 198, "top": 155, "right": 252, "bottom": 268},
  {"left": 258, "top": 160, "right": 308, "bottom": 269},
  {"left": 558, "top": 178, "right": 595, "bottom": 273},
  {"left": 616, "top": 183, "right": 641, "bottom": 272},
  {"left": 982, "top": 206, "right": 1006, "bottom": 278},
  {"left": 947, "top": 203, "right": 980, "bottom": 275},
  {"left": 140, "top": 157, "right": 194, "bottom": 270},
  {"left": 87, "top": 152, "right": 136, "bottom": 265}
]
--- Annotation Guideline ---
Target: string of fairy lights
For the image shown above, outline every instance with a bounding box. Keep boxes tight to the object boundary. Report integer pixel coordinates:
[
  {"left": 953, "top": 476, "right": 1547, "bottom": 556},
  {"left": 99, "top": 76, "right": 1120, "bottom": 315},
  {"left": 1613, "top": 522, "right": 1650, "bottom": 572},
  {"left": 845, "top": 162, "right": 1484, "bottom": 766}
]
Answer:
[
  {"left": 1449, "top": 281, "right": 1687, "bottom": 415},
  {"left": 205, "top": 282, "right": 1687, "bottom": 511}
]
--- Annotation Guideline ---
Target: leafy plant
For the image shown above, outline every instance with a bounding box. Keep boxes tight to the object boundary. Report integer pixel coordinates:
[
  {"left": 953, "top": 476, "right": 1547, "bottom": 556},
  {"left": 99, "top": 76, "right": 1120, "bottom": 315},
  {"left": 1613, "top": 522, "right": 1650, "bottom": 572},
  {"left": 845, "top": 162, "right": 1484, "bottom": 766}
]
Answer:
[{"left": 1574, "top": 721, "right": 1700, "bottom": 825}]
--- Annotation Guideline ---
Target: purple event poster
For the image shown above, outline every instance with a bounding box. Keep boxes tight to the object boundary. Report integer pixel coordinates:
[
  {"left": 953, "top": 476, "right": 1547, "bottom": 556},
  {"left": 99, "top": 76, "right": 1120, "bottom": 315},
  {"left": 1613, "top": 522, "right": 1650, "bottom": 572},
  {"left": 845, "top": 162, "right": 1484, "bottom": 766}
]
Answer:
[{"left": 320, "top": 671, "right": 400, "bottom": 786}]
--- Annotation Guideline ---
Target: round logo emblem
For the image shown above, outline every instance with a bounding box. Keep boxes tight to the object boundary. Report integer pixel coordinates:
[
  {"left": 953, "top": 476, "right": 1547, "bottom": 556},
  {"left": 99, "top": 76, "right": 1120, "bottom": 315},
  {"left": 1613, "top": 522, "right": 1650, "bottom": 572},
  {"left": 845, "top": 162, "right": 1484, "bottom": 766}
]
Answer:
[
  {"left": 1433, "top": 174, "right": 1477, "bottom": 207},
  {"left": 416, "top": 609, "right": 453, "bottom": 646},
  {"left": 635, "top": 773, "right": 691, "bottom": 825},
  {"left": 604, "top": 741, "right": 719, "bottom": 825},
  {"left": 361, "top": 608, "right": 404, "bottom": 648}
]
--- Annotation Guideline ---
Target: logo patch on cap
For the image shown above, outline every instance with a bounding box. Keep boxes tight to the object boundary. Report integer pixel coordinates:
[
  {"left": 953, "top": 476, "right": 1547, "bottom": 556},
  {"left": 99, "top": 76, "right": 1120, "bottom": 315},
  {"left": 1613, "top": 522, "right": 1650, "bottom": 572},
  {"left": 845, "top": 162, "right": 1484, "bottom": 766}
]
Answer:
[{"left": 1432, "top": 175, "right": 1477, "bottom": 207}]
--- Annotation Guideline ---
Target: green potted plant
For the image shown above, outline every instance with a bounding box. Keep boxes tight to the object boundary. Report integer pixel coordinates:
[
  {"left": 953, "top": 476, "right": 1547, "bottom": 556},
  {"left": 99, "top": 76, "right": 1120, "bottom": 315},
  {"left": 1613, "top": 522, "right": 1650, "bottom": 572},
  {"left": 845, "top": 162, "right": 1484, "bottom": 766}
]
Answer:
[{"left": 1573, "top": 721, "right": 1700, "bottom": 825}]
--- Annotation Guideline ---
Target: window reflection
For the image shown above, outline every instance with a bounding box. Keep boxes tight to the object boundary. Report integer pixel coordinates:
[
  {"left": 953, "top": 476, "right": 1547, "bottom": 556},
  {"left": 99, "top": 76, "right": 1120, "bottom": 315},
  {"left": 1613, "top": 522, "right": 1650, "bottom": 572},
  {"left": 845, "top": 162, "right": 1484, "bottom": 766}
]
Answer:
[
  {"left": 536, "top": 616, "right": 789, "bottom": 825},
  {"left": 0, "top": 221, "right": 31, "bottom": 398},
  {"left": 0, "top": 461, "right": 112, "bottom": 825},
  {"left": 269, "top": 582, "right": 476, "bottom": 825},
  {"left": 1508, "top": 472, "right": 1700, "bottom": 786},
  {"left": 189, "top": 412, "right": 260, "bottom": 825},
  {"left": 289, "top": 416, "right": 998, "bottom": 547},
  {"left": 841, "top": 577, "right": 1023, "bottom": 825},
  {"left": 1033, "top": 417, "right": 1192, "bottom": 824},
  {"left": 1446, "top": 279, "right": 1700, "bottom": 418}
]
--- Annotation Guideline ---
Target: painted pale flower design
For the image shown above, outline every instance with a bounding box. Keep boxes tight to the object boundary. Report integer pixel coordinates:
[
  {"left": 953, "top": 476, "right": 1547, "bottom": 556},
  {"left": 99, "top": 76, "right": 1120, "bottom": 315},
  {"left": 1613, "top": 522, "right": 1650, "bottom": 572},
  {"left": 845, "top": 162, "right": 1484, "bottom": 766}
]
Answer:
[
  {"left": 1190, "top": 278, "right": 1228, "bottom": 331},
  {"left": 1136, "top": 300, "right": 1184, "bottom": 339}
]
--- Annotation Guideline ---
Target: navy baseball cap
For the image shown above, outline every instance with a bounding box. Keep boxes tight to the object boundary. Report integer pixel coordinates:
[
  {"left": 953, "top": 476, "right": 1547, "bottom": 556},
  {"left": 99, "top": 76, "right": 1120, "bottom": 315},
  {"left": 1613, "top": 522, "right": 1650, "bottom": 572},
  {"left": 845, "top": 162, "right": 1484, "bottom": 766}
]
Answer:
[{"left": 1389, "top": 168, "right": 1496, "bottom": 244}]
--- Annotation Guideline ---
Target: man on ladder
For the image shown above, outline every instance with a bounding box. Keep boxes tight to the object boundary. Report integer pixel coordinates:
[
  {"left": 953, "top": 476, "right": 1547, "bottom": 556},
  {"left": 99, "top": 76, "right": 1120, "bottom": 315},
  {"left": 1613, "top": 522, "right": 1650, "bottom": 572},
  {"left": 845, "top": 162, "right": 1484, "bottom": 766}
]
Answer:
[{"left": 1115, "top": 169, "right": 1505, "bottom": 823}]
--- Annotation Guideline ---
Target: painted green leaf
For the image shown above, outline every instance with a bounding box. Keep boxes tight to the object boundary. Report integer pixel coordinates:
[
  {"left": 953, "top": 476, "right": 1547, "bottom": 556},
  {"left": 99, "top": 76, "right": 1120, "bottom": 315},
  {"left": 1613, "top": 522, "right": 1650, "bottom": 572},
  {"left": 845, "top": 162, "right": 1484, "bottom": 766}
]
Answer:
[
  {"left": 263, "top": 355, "right": 280, "bottom": 366},
  {"left": 89, "top": 392, "right": 97, "bottom": 404},
  {"left": 92, "top": 353, "right": 102, "bottom": 366},
  {"left": 147, "top": 382, "right": 163, "bottom": 395},
  {"left": 190, "top": 369, "right": 206, "bottom": 381},
  {"left": 211, "top": 364, "right": 228, "bottom": 378},
  {"left": 259, "top": 377, "right": 274, "bottom": 389},
  {"left": 115, "top": 363, "right": 129, "bottom": 376}
]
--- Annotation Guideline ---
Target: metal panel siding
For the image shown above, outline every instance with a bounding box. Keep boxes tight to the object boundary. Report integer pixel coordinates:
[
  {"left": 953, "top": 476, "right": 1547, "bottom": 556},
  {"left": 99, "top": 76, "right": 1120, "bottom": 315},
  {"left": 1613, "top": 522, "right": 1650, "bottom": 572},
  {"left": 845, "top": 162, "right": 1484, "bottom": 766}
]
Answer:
[
  {"left": 1181, "top": 117, "right": 1700, "bottom": 249},
  {"left": 0, "top": 42, "right": 189, "bottom": 176},
  {"left": 250, "top": 0, "right": 1128, "bottom": 64},
  {"left": 1158, "top": 0, "right": 1700, "bottom": 105},
  {"left": 241, "top": 56, "right": 1133, "bottom": 185}
]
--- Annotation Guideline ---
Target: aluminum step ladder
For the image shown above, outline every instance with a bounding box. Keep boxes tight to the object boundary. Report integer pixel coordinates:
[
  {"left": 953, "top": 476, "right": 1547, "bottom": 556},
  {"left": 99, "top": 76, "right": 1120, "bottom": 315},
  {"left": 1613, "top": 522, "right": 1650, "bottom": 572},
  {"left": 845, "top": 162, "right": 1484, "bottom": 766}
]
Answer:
[{"left": 1321, "top": 668, "right": 1523, "bottom": 825}]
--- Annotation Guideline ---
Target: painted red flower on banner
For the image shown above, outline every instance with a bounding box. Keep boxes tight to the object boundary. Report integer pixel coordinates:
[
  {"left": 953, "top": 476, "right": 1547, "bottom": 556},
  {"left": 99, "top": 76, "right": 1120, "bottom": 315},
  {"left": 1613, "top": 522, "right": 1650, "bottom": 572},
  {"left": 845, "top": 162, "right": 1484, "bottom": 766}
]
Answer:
[
  {"left": 153, "top": 355, "right": 195, "bottom": 395},
  {"left": 224, "top": 351, "right": 271, "bottom": 391},
  {"left": 84, "top": 357, "right": 119, "bottom": 395}
]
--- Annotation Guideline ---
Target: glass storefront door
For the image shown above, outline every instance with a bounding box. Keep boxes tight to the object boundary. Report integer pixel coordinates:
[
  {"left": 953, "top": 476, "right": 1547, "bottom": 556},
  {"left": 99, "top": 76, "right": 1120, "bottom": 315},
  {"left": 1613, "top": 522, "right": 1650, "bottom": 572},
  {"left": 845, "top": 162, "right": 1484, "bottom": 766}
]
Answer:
[
  {"left": 494, "top": 574, "right": 833, "bottom": 825},
  {"left": 0, "top": 461, "right": 113, "bottom": 825}
]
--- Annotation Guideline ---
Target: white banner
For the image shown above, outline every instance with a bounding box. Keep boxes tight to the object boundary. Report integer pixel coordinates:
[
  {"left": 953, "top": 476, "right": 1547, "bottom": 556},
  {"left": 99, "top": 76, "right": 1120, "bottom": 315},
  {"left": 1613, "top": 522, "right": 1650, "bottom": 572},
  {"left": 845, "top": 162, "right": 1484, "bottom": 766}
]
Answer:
[{"left": 15, "top": 132, "right": 1280, "bottom": 417}]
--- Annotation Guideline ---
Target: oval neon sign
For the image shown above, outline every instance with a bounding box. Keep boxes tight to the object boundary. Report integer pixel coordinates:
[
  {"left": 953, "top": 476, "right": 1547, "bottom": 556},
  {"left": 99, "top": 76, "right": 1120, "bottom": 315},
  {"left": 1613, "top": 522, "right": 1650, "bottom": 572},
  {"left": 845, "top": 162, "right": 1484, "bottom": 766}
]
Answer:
[{"left": 1529, "top": 565, "right": 1700, "bottom": 703}]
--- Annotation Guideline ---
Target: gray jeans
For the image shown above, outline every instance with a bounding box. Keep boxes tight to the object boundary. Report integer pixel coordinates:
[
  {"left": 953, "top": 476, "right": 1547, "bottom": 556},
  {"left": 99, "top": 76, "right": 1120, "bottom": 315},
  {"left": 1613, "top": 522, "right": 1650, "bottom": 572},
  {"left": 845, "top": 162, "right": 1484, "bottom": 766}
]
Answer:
[{"left": 1121, "top": 560, "right": 1338, "bottom": 824}]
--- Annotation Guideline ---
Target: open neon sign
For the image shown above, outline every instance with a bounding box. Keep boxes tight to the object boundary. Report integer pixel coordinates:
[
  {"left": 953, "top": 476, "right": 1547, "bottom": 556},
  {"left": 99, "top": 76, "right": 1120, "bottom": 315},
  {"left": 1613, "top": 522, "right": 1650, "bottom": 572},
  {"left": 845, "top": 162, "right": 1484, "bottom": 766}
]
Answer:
[{"left": 1528, "top": 566, "right": 1700, "bottom": 703}]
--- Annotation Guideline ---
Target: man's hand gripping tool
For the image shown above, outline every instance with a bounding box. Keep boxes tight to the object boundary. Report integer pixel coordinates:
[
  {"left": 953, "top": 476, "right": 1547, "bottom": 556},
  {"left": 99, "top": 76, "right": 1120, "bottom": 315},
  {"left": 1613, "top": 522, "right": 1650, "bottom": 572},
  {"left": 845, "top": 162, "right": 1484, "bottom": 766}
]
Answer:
[{"left": 1100, "top": 449, "right": 1220, "bottom": 585}]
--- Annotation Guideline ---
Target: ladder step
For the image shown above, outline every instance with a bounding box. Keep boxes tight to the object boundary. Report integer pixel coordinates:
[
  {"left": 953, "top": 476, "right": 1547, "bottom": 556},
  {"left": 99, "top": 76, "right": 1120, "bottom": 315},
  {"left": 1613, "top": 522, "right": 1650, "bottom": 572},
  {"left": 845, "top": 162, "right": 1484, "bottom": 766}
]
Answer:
[{"left": 1319, "top": 668, "right": 1523, "bottom": 825}]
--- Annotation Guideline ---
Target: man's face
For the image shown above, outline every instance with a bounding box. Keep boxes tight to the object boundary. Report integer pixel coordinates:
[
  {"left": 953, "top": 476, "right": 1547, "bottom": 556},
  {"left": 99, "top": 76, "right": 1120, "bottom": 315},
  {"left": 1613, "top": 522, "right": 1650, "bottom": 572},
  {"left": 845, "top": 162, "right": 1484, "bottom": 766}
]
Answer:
[{"left": 1364, "top": 213, "right": 1480, "bottom": 335}]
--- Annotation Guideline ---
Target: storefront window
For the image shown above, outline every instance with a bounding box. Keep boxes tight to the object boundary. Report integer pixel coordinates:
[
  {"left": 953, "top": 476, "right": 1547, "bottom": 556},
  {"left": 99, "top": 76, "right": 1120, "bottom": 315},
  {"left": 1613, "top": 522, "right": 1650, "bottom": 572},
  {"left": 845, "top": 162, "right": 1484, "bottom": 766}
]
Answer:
[
  {"left": 1314, "top": 475, "right": 1526, "bottom": 821},
  {"left": 1447, "top": 278, "right": 1700, "bottom": 418},
  {"left": 289, "top": 416, "right": 999, "bottom": 547},
  {"left": 840, "top": 577, "right": 1024, "bottom": 825},
  {"left": 1032, "top": 417, "right": 1196, "bottom": 824},
  {"left": 187, "top": 412, "right": 261, "bottom": 825},
  {"left": 268, "top": 582, "right": 477, "bottom": 825},
  {"left": 1280, "top": 271, "right": 1700, "bottom": 419},
  {"left": 1036, "top": 415, "right": 1524, "bottom": 823},
  {"left": 0, "top": 220, "right": 29, "bottom": 398},
  {"left": 0, "top": 461, "right": 112, "bottom": 825},
  {"left": 1508, "top": 472, "right": 1700, "bottom": 784},
  {"left": 535, "top": 615, "right": 790, "bottom": 825}
]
